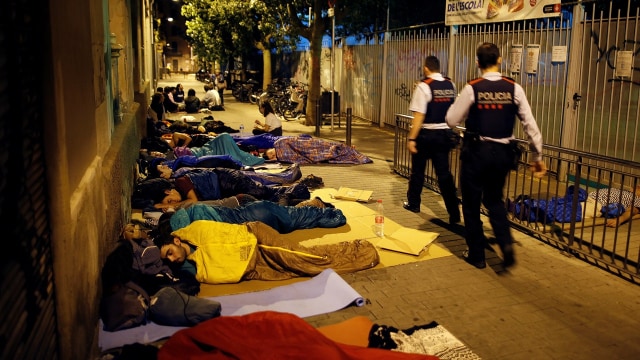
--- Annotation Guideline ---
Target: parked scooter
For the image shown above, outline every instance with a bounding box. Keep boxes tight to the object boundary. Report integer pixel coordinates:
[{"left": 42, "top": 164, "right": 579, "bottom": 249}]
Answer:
[
  {"left": 231, "top": 78, "right": 260, "bottom": 103},
  {"left": 281, "top": 82, "right": 307, "bottom": 120}
]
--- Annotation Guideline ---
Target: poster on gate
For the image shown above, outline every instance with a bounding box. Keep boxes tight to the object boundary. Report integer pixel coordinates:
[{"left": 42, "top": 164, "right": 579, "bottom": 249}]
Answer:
[{"left": 445, "top": 0, "right": 561, "bottom": 26}]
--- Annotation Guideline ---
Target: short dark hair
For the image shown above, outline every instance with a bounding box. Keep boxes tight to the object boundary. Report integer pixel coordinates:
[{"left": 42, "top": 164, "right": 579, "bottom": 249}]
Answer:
[
  {"left": 261, "top": 101, "right": 274, "bottom": 116},
  {"left": 133, "top": 178, "right": 174, "bottom": 204},
  {"left": 424, "top": 56, "right": 440, "bottom": 72},
  {"left": 151, "top": 92, "right": 163, "bottom": 105},
  {"left": 187, "top": 89, "right": 196, "bottom": 96},
  {"left": 476, "top": 42, "right": 501, "bottom": 69},
  {"left": 147, "top": 157, "right": 166, "bottom": 179},
  {"left": 151, "top": 213, "right": 175, "bottom": 248}
]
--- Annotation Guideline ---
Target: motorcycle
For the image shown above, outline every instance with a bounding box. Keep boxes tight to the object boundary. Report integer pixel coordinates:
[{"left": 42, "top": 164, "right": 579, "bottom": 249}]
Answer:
[
  {"left": 231, "top": 78, "right": 260, "bottom": 103},
  {"left": 281, "top": 82, "right": 308, "bottom": 120}
]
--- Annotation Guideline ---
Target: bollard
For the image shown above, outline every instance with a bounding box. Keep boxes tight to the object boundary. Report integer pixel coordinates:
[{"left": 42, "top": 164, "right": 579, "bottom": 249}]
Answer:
[
  {"left": 346, "top": 107, "right": 352, "bottom": 147},
  {"left": 315, "top": 99, "right": 321, "bottom": 137}
]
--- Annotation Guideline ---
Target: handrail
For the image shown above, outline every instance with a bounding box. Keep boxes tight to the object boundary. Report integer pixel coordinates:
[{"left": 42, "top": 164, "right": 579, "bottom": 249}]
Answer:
[{"left": 393, "top": 113, "right": 640, "bottom": 283}]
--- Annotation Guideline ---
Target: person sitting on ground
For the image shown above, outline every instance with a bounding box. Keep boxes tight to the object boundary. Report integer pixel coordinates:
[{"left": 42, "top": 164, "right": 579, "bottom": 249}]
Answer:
[
  {"left": 201, "top": 84, "right": 221, "bottom": 110},
  {"left": 133, "top": 169, "right": 310, "bottom": 211},
  {"left": 174, "top": 83, "right": 185, "bottom": 103},
  {"left": 147, "top": 92, "right": 167, "bottom": 136},
  {"left": 163, "top": 86, "right": 182, "bottom": 113},
  {"left": 184, "top": 88, "right": 201, "bottom": 114},
  {"left": 253, "top": 102, "right": 282, "bottom": 136}
]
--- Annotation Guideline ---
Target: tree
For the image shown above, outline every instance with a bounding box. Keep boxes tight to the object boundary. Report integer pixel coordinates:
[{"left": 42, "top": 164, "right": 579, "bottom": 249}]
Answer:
[
  {"left": 281, "top": 0, "right": 392, "bottom": 125},
  {"left": 182, "top": 0, "right": 295, "bottom": 87}
]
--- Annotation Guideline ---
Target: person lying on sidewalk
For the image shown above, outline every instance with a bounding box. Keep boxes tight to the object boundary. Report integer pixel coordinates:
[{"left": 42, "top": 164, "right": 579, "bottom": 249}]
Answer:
[
  {"left": 260, "top": 134, "right": 373, "bottom": 164},
  {"left": 146, "top": 156, "right": 302, "bottom": 186},
  {"left": 152, "top": 217, "right": 378, "bottom": 284},
  {"left": 133, "top": 168, "right": 310, "bottom": 211},
  {"left": 174, "top": 132, "right": 266, "bottom": 167},
  {"left": 598, "top": 185, "right": 640, "bottom": 227},
  {"left": 160, "top": 198, "right": 341, "bottom": 234}
]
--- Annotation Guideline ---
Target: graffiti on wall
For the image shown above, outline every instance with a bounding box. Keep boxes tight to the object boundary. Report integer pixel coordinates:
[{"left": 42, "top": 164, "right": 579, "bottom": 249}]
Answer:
[
  {"left": 590, "top": 30, "right": 640, "bottom": 86},
  {"left": 294, "top": 54, "right": 310, "bottom": 82},
  {"left": 394, "top": 83, "right": 412, "bottom": 103},
  {"left": 388, "top": 48, "right": 424, "bottom": 76}
]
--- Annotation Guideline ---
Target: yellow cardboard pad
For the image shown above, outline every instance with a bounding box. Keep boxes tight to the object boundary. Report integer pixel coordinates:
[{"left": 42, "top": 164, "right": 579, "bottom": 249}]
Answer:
[
  {"left": 334, "top": 187, "right": 374, "bottom": 203},
  {"left": 374, "top": 227, "right": 439, "bottom": 256},
  {"left": 197, "top": 188, "right": 451, "bottom": 297}
]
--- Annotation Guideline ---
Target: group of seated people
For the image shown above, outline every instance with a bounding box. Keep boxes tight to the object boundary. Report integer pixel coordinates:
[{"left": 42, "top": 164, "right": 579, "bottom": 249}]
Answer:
[
  {"left": 152, "top": 82, "right": 224, "bottom": 117},
  {"left": 162, "top": 85, "right": 186, "bottom": 113}
]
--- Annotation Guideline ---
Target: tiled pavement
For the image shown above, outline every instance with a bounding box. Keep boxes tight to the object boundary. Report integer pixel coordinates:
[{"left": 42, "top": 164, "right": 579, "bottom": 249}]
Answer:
[{"left": 159, "top": 77, "right": 640, "bottom": 360}]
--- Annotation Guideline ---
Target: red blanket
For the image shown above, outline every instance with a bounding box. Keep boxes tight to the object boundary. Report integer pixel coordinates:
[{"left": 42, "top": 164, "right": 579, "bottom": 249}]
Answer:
[{"left": 159, "top": 311, "right": 438, "bottom": 360}]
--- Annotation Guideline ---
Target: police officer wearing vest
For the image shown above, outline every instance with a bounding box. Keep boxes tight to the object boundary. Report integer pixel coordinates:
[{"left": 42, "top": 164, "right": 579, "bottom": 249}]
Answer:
[
  {"left": 404, "top": 56, "right": 461, "bottom": 225},
  {"left": 446, "top": 42, "right": 546, "bottom": 270}
]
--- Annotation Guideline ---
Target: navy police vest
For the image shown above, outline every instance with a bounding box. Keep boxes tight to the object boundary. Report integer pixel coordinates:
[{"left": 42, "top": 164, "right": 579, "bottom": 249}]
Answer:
[
  {"left": 466, "top": 76, "right": 517, "bottom": 138},
  {"left": 423, "top": 78, "right": 456, "bottom": 124}
]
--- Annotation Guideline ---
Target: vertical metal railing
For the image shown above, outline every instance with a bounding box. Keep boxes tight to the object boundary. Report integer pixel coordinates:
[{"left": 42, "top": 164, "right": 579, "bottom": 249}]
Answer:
[
  {"left": 294, "top": 0, "right": 638, "bottom": 163},
  {"left": 394, "top": 114, "right": 640, "bottom": 281}
]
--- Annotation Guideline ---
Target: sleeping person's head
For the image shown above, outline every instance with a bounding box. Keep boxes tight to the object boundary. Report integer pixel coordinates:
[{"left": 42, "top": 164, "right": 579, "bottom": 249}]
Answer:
[
  {"left": 135, "top": 178, "right": 182, "bottom": 205},
  {"left": 145, "top": 156, "right": 174, "bottom": 179},
  {"left": 159, "top": 187, "right": 182, "bottom": 205},
  {"left": 262, "top": 148, "right": 277, "bottom": 161},
  {"left": 153, "top": 213, "right": 189, "bottom": 265},
  {"left": 150, "top": 164, "right": 173, "bottom": 179}
]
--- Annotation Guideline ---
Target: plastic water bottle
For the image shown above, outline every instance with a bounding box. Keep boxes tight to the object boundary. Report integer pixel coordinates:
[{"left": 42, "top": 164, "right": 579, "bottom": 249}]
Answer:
[
  {"left": 239, "top": 124, "right": 245, "bottom": 136},
  {"left": 374, "top": 199, "right": 384, "bottom": 237}
]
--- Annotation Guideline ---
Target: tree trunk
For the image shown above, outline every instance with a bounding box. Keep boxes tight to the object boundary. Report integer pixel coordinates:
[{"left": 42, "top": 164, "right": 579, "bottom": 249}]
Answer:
[
  {"left": 257, "top": 42, "right": 272, "bottom": 91},
  {"left": 304, "top": 2, "right": 326, "bottom": 126},
  {"left": 262, "top": 51, "right": 272, "bottom": 90}
]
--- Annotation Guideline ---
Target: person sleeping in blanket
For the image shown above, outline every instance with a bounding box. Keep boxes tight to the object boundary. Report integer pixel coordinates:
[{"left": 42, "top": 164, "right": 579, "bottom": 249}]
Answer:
[
  {"left": 152, "top": 215, "right": 378, "bottom": 284},
  {"left": 133, "top": 168, "right": 310, "bottom": 211},
  {"left": 587, "top": 185, "right": 640, "bottom": 227}
]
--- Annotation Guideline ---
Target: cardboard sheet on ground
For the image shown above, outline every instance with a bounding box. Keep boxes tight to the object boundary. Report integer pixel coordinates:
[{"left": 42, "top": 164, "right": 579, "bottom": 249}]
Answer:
[
  {"left": 198, "top": 188, "right": 451, "bottom": 297},
  {"left": 375, "top": 227, "right": 440, "bottom": 256},
  {"left": 99, "top": 269, "right": 363, "bottom": 351},
  {"left": 334, "top": 186, "right": 374, "bottom": 202}
]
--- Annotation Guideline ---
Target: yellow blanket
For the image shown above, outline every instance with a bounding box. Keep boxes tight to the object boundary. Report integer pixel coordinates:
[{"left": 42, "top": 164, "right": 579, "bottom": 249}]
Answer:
[{"left": 172, "top": 220, "right": 257, "bottom": 284}]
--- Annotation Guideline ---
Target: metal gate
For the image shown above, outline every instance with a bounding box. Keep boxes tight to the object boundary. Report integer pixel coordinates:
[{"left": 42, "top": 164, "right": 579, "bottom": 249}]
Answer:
[
  {"left": 0, "top": 0, "right": 59, "bottom": 359},
  {"left": 278, "top": 0, "right": 639, "bottom": 163}
]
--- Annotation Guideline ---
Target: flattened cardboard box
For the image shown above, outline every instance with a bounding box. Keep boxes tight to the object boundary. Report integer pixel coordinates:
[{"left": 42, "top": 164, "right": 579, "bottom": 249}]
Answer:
[{"left": 334, "top": 187, "right": 373, "bottom": 203}]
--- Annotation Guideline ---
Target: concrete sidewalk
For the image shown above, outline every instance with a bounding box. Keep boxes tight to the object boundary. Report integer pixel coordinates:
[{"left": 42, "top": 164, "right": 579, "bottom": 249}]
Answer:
[{"left": 159, "top": 77, "right": 640, "bottom": 359}]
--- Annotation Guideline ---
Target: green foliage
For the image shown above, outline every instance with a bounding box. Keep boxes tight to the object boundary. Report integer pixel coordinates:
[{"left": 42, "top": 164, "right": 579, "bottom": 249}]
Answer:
[{"left": 182, "top": 0, "right": 297, "bottom": 64}]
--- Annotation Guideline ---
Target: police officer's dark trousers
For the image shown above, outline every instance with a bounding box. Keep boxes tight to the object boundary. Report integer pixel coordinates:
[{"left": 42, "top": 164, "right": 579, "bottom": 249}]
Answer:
[
  {"left": 407, "top": 129, "right": 459, "bottom": 217},
  {"left": 459, "top": 139, "right": 513, "bottom": 261}
]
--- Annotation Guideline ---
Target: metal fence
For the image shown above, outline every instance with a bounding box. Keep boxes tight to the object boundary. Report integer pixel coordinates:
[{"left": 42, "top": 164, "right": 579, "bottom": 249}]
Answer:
[
  {"left": 394, "top": 114, "right": 640, "bottom": 282},
  {"left": 287, "top": 0, "right": 639, "bottom": 164},
  {"left": 272, "top": 0, "right": 640, "bottom": 280}
]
